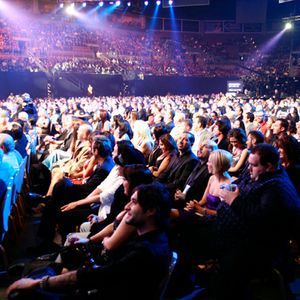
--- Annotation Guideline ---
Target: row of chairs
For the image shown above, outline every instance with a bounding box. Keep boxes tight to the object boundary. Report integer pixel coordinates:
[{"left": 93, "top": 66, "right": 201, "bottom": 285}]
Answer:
[{"left": 0, "top": 156, "right": 28, "bottom": 275}]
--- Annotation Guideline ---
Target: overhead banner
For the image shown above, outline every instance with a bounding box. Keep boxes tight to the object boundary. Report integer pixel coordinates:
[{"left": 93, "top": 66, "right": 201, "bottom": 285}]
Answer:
[{"left": 227, "top": 80, "right": 244, "bottom": 94}]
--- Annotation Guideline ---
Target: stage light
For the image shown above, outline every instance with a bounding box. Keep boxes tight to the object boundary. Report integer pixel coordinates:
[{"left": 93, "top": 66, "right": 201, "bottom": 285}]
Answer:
[
  {"left": 285, "top": 22, "right": 293, "bottom": 30},
  {"left": 168, "top": 0, "right": 173, "bottom": 5},
  {"left": 127, "top": 2, "right": 131, "bottom": 6},
  {"left": 59, "top": 3, "right": 64, "bottom": 8},
  {"left": 99, "top": 1, "right": 104, "bottom": 7},
  {"left": 144, "top": 1, "right": 149, "bottom": 6},
  {"left": 66, "top": 3, "right": 75, "bottom": 15},
  {"left": 156, "top": 0, "right": 161, "bottom": 5},
  {"left": 82, "top": 2, "right": 87, "bottom": 7},
  {"left": 116, "top": 1, "right": 121, "bottom": 6}
]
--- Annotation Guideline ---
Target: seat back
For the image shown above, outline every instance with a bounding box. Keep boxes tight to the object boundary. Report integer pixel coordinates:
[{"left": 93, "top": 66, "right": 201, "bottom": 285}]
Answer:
[
  {"left": 16, "top": 156, "right": 27, "bottom": 194},
  {"left": 0, "top": 176, "right": 14, "bottom": 240},
  {"left": 157, "top": 251, "right": 178, "bottom": 300},
  {"left": 0, "top": 176, "right": 14, "bottom": 273}
]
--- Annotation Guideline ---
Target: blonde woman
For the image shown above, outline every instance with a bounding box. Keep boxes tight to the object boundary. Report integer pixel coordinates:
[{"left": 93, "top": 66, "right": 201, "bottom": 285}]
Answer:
[
  {"left": 132, "top": 120, "right": 154, "bottom": 160},
  {"left": 184, "top": 149, "right": 233, "bottom": 216}
]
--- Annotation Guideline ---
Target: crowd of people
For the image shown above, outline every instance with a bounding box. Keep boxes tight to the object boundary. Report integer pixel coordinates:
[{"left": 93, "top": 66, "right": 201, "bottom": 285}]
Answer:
[
  {"left": 0, "top": 4, "right": 300, "bottom": 299},
  {"left": 0, "top": 15, "right": 297, "bottom": 81},
  {"left": 0, "top": 90, "right": 299, "bottom": 299}
]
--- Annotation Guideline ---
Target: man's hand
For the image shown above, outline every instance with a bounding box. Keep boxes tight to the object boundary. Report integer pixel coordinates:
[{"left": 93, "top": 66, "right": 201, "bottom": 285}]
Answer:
[
  {"left": 174, "top": 189, "right": 185, "bottom": 201},
  {"left": 219, "top": 186, "right": 240, "bottom": 206},
  {"left": 6, "top": 278, "right": 39, "bottom": 297}
]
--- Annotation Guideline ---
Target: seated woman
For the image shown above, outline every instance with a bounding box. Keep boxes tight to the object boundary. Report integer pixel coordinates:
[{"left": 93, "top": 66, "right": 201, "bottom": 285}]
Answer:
[
  {"left": 61, "top": 164, "right": 153, "bottom": 252},
  {"left": 112, "top": 115, "right": 133, "bottom": 142},
  {"left": 30, "top": 136, "right": 115, "bottom": 255},
  {"left": 227, "top": 128, "right": 248, "bottom": 177},
  {"left": 148, "top": 124, "right": 169, "bottom": 167},
  {"left": 45, "top": 123, "right": 92, "bottom": 197},
  {"left": 68, "top": 131, "right": 114, "bottom": 184},
  {"left": 80, "top": 164, "right": 153, "bottom": 235},
  {"left": 169, "top": 149, "right": 233, "bottom": 266},
  {"left": 148, "top": 133, "right": 178, "bottom": 178},
  {"left": 274, "top": 133, "right": 300, "bottom": 195},
  {"left": 55, "top": 144, "right": 146, "bottom": 242},
  {"left": 132, "top": 120, "right": 154, "bottom": 161},
  {"left": 174, "top": 149, "right": 233, "bottom": 217}
]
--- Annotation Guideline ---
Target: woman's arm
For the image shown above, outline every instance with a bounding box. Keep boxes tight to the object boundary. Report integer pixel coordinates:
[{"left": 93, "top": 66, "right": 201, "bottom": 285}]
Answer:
[
  {"left": 151, "top": 154, "right": 171, "bottom": 177},
  {"left": 198, "top": 176, "right": 212, "bottom": 206},
  {"left": 102, "top": 213, "right": 136, "bottom": 251},
  {"left": 89, "top": 223, "right": 114, "bottom": 243},
  {"left": 229, "top": 149, "right": 249, "bottom": 173},
  {"left": 60, "top": 187, "right": 102, "bottom": 212},
  {"left": 70, "top": 156, "right": 96, "bottom": 179}
]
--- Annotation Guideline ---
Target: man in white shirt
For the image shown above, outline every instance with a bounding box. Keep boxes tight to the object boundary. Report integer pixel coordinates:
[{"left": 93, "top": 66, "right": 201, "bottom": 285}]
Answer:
[{"left": 191, "top": 114, "right": 214, "bottom": 155}]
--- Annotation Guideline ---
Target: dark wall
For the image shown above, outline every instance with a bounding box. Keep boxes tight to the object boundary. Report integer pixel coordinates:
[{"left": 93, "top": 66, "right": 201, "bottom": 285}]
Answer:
[
  {"left": 0, "top": 71, "right": 239, "bottom": 98},
  {"left": 0, "top": 72, "right": 48, "bottom": 99},
  {"left": 131, "top": 76, "right": 236, "bottom": 96}
]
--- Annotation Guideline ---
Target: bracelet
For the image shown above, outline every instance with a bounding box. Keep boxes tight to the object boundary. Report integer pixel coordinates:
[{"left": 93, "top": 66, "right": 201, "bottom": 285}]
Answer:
[{"left": 39, "top": 276, "right": 50, "bottom": 290}]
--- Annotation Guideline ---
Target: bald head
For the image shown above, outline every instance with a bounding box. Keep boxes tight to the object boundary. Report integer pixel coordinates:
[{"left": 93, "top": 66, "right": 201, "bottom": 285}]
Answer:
[{"left": 0, "top": 133, "right": 15, "bottom": 153}]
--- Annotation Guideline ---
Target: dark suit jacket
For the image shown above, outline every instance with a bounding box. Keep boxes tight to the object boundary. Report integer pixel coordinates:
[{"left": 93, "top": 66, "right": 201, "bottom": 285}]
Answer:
[
  {"left": 218, "top": 137, "right": 229, "bottom": 151},
  {"left": 185, "top": 160, "right": 210, "bottom": 201},
  {"left": 59, "top": 130, "right": 73, "bottom": 152},
  {"left": 157, "top": 150, "right": 198, "bottom": 194},
  {"left": 15, "top": 133, "right": 28, "bottom": 158},
  {"left": 53, "top": 155, "right": 115, "bottom": 201}
]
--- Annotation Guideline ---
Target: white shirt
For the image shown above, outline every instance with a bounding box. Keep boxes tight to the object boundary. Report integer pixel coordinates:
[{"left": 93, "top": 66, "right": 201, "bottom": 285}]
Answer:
[
  {"left": 192, "top": 128, "right": 214, "bottom": 155},
  {"left": 97, "top": 165, "right": 125, "bottom": 219}
]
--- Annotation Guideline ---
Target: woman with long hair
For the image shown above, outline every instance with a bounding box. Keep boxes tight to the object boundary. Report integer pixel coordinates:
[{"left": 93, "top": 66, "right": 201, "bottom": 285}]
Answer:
[
  {"left": 112, "top": 115, "right": 133, "bottom": 142},
  {"left": 227, "top": 128, "right": 248, "bottom": 177},
  {"left": 274, "top": 134, "right": 300, "bottom": 195},
  {"left": 149, "top": 133, "right": 178, "bottom": 177},
  {"left": 63, "top": 164, "right": 153, "bottom": 249},
  {"left": 264, "top": 115, "right": 276, "bottom": 144}
]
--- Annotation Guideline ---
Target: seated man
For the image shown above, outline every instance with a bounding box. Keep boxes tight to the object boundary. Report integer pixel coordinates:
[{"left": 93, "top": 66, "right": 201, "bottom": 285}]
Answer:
[
  {"left": 215, "top": 144, "right": 300, "bottom": 299},
  {"left": 6, "top": 182, "right": 172, "bottom": 300},
  {"left": 0, "top": 133, "right": 22, "bottom": 171},
  {"left": 174, "top": 140, "right": 218, "bottom": 206},
  {"left": 157, "top": 131, "right": 198, "bottom": 197},
  {"left": 0, "top": 148, "right": 16, "bottom": 184}
]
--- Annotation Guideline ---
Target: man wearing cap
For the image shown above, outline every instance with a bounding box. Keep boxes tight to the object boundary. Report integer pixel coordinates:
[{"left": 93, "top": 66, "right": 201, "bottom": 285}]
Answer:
[{"left": 21, "top": 93, "right": 38, "bottom": 123}]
